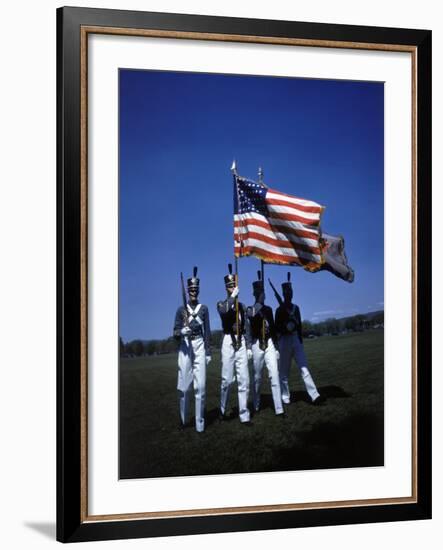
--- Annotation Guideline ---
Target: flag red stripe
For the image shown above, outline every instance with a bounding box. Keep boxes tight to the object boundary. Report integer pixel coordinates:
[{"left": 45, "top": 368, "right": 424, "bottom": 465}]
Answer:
[
  {"left": 234, "top": 230, "right": 321, "bottom": 255},
  {"left": 234, "top": 244, "right": 321, "bottom": 268},
  {"left": 266, "top": 197, "right": 322, "bottom": 214},
  {"left": 268, "top": 188, "right": 322, "bottom": 206},
  {"left": 234, "top": 218, "right": 319, "bottom": 240},
  {"left": 268, "top": 211, "right": 320, "bottom": 226}
]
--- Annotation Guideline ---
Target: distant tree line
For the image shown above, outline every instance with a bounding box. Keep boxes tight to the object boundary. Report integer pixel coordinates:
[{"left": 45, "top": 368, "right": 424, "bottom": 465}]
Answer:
[
  {"left": 120, "top": 311, "right": 384, "bottom": 358},
  {"left": 120, "top": 336, "right": 178, "bottom": 358},
  {"left": 302, "top": 311, "right": 384, "bottom": 337}
]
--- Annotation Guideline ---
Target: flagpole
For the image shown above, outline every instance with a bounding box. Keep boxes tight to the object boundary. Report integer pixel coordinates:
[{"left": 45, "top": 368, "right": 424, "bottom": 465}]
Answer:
[
  {"left": 232, "top": 160, "right": 240, "bottom": 347},
  {"left": 258, "top": 165, "right": 266, "bottom": 283}
]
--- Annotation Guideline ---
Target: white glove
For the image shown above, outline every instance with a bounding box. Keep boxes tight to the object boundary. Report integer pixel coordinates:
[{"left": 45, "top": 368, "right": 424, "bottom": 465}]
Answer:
[
  {"left": 247, "top": 349, "right": 253, "bottom": 361},
  {"left": 287, "top": 321, "right": 295, "bottom": 332},
  {"left": 275, "top": 350, "right": 280, "bottom": 361},
  {"left": 206, "top": 355, "right": 212, "bottom": 366},
  {"left": 181, "top": 326, "right": 192, "bottom": 336},
  {"left": 231, "top": 286, "right": 240, "bottom": 299}
]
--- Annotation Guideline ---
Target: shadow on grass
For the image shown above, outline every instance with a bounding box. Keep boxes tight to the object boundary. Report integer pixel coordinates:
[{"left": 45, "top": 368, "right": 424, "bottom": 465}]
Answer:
[
  {"left": 274, "top": 411, "right": 384, "bottom": 471},
  {"left": 253, "top": 393, "right": 277, "bottom": 412},
  {"left": 191, "top": 407, "right": 242, "bottom": 427},
  {"left": 206, "top": 385, "right": 352, "bottom": 418},
  {"left": 290, "top": 384, "right": 352, "bottom": 404},
  {"left": 205, "top": 406, "right": 235, "bottom": 426}
]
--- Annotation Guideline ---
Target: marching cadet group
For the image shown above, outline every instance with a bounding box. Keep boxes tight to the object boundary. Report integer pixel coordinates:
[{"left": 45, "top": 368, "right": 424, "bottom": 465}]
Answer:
[{"left": 173, "top": 265, "right": 323, "bottom": 433}]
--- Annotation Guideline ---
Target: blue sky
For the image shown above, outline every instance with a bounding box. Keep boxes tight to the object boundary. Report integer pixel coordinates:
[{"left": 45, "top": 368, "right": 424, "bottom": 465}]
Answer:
[{"left": 119, "top": 69, "right": 384, "bottom": 341}]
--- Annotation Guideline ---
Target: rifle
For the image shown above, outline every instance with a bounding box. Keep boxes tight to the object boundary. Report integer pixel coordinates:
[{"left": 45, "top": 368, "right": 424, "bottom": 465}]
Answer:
[
  {"left": 180, "top": 272, "right": 190, "bottom": 330},
  {"left": 268, "top": 278, "right": 283, "bottom": 307},
  {"left": 229, "top": 263, "right": 240, "bottom": 351}
]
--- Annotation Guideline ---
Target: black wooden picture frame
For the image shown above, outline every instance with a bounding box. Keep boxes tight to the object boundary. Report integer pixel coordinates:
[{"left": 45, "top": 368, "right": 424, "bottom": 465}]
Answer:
[{"left": 57, "top": 6, "right": 432, "bottom": 543}]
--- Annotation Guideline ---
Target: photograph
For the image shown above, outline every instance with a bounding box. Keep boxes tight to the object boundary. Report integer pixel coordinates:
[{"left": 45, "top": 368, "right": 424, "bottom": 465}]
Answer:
[{"left": 118, "top": 68, "right": 384, "bottom": 480}]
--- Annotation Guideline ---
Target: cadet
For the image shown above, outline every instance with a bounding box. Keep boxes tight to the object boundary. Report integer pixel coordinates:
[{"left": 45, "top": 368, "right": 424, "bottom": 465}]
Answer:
[
  {"left": 247, "top": 272, "right": 285, "bottom": 417},
  {"left": 217, "top": 264, "right": 251, "bottom": 424},
  {"left": 275, "top": 272, "right": 321, "bottom": 405},
  {"left": 173, "top": 267, "right": 211, "bottom": 432}
]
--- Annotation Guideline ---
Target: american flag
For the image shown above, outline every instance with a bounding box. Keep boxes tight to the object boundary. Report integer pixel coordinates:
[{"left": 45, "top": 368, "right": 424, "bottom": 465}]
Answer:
[{"left": 234, "top": 175, "right": 325, "bottom": 270}]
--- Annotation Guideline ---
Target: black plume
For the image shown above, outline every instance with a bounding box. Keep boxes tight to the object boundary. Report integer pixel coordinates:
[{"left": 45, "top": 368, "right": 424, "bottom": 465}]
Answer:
[
  {"left": 193, "top": 266, "right": 198, "bottom": 277},
  {"left": 287, "top": 272, "right": 291, "bottom": 282},
  {"left": 228, "top": 263, "right": 232, "bottom": 274},
  {"left": 257, "top": 270, "right": 261, "bottom": 281}
]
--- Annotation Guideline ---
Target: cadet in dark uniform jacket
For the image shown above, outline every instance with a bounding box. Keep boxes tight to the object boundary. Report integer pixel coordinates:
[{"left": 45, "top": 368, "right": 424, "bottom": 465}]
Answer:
[
  {"left": 275, "top": 273, "right": 320, "bottom": 404},
  {"left": 247, "top": 273, "right": 284, "bottom": 416},
  {"left": 217, "top": 264, "right": 251, "bottom": 424},
  {"left": 173, "top": 267, "right": 211, "bottom": 432}
]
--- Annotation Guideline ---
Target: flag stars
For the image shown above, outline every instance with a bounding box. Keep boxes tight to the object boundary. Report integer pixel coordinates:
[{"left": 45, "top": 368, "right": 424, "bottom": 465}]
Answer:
[{"left": 236, "top": 177, "right": 268, "bottom": 216}]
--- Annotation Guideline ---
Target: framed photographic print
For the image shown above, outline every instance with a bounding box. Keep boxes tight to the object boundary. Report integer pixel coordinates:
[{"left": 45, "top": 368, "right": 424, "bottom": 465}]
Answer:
[{"left": 57, "top": 6, "right": 432, "bottom": 543}]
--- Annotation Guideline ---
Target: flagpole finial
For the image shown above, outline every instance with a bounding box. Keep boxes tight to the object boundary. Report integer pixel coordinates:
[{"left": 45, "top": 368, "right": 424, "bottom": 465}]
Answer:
[
  {"left": 258, "top": 166, "right": 264, "bottom": 184},
  {"left": 231, "top": 159, "right": 237, "bottom": 175}
]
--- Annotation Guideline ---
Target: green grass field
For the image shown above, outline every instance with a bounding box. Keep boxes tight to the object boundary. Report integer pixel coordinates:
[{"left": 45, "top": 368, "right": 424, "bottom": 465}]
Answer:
[{"left": 119, "top": 330, "right": 384, "bottom": 479}]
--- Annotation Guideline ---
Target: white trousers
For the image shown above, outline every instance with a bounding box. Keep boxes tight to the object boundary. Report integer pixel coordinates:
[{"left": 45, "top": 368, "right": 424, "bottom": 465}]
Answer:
[
  {"left": 251, "top": 339, "right": 284, "bottom": 414},
  {"left": 177, "top": 336, "right": 206, "bottom": 432},
  {"left": 220, "top": 335, "right": 250, "bottom": 422},
  {"left": 279, "top": 333, "right": 320, "bottom": 403}
]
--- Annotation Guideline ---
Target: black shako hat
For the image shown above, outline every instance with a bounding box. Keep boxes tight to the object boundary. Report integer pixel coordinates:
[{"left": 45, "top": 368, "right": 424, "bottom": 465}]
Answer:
[
  {"left": 252, "top": 270, "right": 264, "bottom": 292},
  {"left": 224, "top": 263, "right": 236, "bottom": 288},
  {"left": 187, "top": 266, "right": 199, "bottom": 290},
  {"left": 281, "top": 271, "right": 292, "bottom": 292}
]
